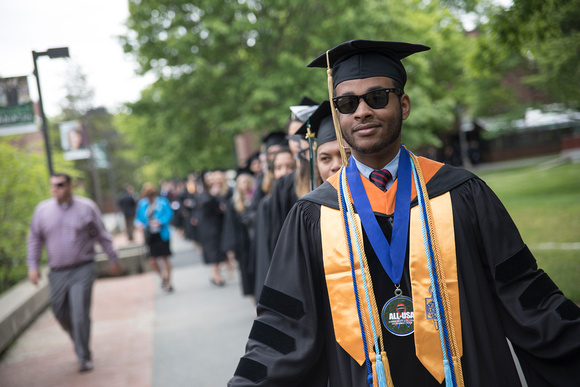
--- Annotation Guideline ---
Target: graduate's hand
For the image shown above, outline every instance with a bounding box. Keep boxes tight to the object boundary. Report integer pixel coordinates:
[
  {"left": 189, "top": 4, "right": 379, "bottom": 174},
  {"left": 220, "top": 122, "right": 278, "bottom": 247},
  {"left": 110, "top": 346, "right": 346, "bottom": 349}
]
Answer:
[
  {"left": 28, "top": 268, "right": 40, "bottom": 286},
  {"left": 109, "top": 262, "right": 122, "bottom": 276}
]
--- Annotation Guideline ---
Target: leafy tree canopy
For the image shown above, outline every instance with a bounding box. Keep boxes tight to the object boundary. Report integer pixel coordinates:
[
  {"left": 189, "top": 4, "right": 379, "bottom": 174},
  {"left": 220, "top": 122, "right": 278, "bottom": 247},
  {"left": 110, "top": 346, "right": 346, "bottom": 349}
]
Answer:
[
  {"left": 470, "top": 0, "right": 580, "bottom": 111},
  {"left": 120, "top": 0, "right": 470, "bottom": 177}
]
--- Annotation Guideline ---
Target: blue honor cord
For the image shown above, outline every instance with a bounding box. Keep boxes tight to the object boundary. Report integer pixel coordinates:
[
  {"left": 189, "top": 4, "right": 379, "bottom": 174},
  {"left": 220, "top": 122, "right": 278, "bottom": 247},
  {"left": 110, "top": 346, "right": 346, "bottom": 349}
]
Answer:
[{"left": 344, "top": 145, "right": 412, "bottom": 285}]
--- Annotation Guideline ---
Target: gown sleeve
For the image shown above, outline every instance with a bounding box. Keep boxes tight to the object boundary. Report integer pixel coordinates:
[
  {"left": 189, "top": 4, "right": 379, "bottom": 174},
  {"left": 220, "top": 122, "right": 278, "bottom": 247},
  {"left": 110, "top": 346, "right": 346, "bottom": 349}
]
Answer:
[
  {"left": 453, "top": 178, "right": 580, "bottom": 384},
  {"left": 253, "top": 197, "right": 273, "bottom": 302},
  {"left": 228, "top": 199, "right": 329, "bottom": 386}
]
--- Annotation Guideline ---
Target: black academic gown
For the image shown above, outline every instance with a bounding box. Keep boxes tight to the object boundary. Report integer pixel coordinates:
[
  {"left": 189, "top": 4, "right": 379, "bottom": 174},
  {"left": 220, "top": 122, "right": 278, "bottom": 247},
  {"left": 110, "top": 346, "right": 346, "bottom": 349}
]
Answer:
[
  {"left": 269, "top": 171, "right": 299, "bottom": 258},
  {"left": 180, "top": 190, "right": 200, "bottom": 242},
  {"left": 253, "top": 195, "right": 273, "bottom": 302},
  {"left": 223, "top": 200, "right": 255, "bottom": 296},
  {"left": 229, "top": 163, "right": 580, "bottom": 387},
  {"left": 250, "top": 173, "right": 266, "bottom": 212},
  {"left": 198, "top": 191, "right": 226, "bottom": 264}
]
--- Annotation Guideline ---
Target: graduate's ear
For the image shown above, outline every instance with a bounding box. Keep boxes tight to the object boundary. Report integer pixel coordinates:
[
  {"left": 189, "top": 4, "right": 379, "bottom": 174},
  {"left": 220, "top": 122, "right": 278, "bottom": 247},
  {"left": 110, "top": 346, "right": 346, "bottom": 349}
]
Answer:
[{"left": 401, "top": 93, "right": 411, "bottom": 121}]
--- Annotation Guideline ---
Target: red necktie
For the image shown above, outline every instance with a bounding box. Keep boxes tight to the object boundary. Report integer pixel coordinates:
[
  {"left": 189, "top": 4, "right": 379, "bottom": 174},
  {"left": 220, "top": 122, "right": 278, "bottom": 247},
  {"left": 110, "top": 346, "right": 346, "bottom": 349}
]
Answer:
[{"left": 369, "top": 169, "right": 392, "bottom": 192}]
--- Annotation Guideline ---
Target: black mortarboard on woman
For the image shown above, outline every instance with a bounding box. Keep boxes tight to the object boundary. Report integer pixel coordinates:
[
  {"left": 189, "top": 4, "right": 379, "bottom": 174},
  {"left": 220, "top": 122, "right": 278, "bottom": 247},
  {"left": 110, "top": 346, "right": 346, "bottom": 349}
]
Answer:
[{"left": 293, "top": 100, "right": 335, "bottom": 190}]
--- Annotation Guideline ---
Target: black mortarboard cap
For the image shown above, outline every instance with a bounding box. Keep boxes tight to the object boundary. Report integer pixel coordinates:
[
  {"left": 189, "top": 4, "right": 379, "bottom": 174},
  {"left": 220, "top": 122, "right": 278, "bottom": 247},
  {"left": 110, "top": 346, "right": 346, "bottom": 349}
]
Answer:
[
  {"left": 246, "top": 151, "right": 260, "bottom": 165},
  {"left": 295, "top": 101, "right": 336, "bottom": 146},
  {"left": 290, "top": 96, "right": 319, "bottom": 122},
  {"left": 307, "top": 40, "right": 430, "bottom": 88},
  {"left": 262, "top": 131, "right": 288, "bottom": 149},
  {"left": 298, "top": 96, "right": 317, "bottom": 106},
  {"left": 236, "top": 166, "right": 253, "bottom": 178},
  {"left": 316, "top": 116, "right": 336, "bottom": 147}
]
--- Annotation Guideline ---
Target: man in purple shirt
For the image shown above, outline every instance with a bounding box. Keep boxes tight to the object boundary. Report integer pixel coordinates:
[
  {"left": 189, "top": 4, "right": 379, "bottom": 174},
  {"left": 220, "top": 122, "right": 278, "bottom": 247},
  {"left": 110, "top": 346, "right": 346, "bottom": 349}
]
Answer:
[{"left": 27, "top": 173, "right": 122, "bottom": 373}]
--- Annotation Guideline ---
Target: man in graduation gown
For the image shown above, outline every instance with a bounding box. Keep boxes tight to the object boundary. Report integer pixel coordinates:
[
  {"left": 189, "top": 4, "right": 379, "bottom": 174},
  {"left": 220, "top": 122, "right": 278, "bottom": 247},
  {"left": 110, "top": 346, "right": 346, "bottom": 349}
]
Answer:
[{"left": 229, "top": 40, "right": 580, "bottom": 387}]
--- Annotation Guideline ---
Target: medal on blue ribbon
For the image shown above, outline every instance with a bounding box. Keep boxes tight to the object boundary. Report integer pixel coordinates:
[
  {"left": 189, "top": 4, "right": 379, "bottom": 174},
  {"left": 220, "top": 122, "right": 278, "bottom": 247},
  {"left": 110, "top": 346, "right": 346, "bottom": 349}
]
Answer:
[
  {"left": 345, "top": 145, "right": 414, "bottom": 335},
  {"left": 382, "top": 290, "right": 414, "bottom": 336}
]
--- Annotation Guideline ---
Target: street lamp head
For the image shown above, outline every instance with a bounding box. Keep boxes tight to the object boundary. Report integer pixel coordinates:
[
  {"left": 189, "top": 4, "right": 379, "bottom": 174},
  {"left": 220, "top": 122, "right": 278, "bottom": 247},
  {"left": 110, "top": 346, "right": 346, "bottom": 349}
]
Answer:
[{"left": 46, "top": 47, "right": 70, "bottom": 59}]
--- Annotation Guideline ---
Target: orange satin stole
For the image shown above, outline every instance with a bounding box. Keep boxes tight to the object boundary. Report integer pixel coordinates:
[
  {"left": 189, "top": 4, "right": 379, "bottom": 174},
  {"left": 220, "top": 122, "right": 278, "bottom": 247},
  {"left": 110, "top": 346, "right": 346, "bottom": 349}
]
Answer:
[{"left": 320, "top": 158, "right": 462, "bottom": 383}]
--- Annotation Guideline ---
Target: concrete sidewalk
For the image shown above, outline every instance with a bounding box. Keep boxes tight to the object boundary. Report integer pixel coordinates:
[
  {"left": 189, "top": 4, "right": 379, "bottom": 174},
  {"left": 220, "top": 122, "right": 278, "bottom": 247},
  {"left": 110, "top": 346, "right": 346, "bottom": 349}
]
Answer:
[
  {"left": 0, "top": 273, "right": 155, "bottom": 387},
  {"left": 0, "top": 230, "right": 256, "bottom": 386}
]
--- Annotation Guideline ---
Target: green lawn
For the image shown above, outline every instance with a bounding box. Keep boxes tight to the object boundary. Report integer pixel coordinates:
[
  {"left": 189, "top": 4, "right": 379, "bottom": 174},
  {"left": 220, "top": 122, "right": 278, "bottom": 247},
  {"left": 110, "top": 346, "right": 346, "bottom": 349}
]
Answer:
[{"left": 475, "top": 160, "right": 580, "bottom": 302}]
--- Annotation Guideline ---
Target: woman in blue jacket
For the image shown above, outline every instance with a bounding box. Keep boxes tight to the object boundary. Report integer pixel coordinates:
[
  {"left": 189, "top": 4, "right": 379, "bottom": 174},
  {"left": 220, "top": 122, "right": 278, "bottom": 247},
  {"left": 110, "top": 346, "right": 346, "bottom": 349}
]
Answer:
[{"left": 136, "top": 183, "right": 174, "bottom": 292}]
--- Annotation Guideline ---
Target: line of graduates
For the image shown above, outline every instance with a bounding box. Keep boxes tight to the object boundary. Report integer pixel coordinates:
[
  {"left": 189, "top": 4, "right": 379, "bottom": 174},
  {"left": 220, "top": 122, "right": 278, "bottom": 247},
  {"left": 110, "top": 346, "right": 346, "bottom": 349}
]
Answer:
[
  {"left": 246, "top": 98, "right": 350, "bottom": 302},
  {"left": 167, "top": 97, "right": 347, "bottom": 301},
  {"left": 170, "top": 170, "right": 234, "bottom": 286}
]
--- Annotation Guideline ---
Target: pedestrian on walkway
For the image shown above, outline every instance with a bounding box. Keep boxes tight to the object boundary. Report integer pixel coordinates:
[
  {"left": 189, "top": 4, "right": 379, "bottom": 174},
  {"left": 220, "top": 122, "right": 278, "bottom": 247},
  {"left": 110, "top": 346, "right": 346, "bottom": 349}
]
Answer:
[
  {"left": 198, "top": 170, "right": 231, "bottom": 286},
  {"left": 27, "top": 172, "right": 121, "bottom": 373},
  {"left": 229, "top": 40, "right": 580, "bottom": 386},
  {"left": 117, "top": 184, "right": 137, "bottom": 241},
  {"left": 135, "top": 182, "right": 174, "bottom": 293}
]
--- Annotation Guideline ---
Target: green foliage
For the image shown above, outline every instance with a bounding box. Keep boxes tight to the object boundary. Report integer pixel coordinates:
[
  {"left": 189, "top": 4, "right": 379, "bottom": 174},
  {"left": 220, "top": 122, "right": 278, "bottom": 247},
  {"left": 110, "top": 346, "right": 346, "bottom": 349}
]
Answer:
[
  {"left": 119, "top": 0, "right": 471, "bottom": 176},
  {"left": 472, "top": 0, "right": 580, "bottom": 110},
  {"left": 118, "top": 0, "right": 578, "bottom": 178},
  {"left": 0, "top": 142, "right": 50, "bottom": 294}
]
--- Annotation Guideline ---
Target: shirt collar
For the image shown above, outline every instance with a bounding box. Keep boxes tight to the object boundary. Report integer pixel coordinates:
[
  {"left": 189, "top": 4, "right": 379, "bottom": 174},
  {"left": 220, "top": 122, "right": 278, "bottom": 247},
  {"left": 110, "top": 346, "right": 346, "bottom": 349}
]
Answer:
[
  {"left": 351, "top": 149, "right": 401, "bottom": 191},
  {"left": 53, "top": 197, "right": 73, "bottom": 209}
]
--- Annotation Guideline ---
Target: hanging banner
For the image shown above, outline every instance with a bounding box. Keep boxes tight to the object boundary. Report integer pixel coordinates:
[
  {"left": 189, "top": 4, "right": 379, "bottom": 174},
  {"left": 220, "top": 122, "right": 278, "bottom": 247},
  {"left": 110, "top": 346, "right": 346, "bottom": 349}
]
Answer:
[
  {"left": 0, "top": 76, "right": 38, "bottom": 137},
  {"left": 92, "top": 142, "right": 109, "bottom": 169},
  {"left": 60, "top": 120, "right": 91, "bottom": 160}
]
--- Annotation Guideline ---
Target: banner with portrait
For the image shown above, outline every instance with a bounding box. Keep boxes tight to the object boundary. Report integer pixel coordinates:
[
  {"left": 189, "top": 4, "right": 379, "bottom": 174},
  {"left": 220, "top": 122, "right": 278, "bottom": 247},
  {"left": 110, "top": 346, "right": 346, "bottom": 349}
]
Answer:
[
  {"left": 0, "top": 76, "right": 38, "bottom": 137},
  {"left": 60, "top": 120, "right": 91, "bottom": 160}
]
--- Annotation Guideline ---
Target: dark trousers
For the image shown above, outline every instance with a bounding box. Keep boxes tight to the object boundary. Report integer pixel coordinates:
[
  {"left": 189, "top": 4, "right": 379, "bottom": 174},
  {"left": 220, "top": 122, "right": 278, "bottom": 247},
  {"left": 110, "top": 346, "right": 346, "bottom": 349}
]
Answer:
[
  {"left": 125, "top": 214, "right": 135, "bottom": 241},
  {"left": 48, "top": 261, "right": 97, "bottom": 363}
]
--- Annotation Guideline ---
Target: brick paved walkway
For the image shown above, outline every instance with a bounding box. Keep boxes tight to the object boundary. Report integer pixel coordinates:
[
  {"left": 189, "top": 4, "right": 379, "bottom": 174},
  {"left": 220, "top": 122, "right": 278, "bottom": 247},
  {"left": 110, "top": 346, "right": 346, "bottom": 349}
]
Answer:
[{"left": 0, "top": 232, "right": 155, "bottom": 387}]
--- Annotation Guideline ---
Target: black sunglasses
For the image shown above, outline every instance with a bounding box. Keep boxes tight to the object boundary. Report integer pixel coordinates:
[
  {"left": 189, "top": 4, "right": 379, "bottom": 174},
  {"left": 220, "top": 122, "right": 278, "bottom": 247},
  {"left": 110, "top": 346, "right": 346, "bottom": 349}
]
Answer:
[
  {"left": 332, "top": 88, "right": 403, "bottom": 114},
  {"left": 51, "top": 182, "right": 68, "bottom": 188}
]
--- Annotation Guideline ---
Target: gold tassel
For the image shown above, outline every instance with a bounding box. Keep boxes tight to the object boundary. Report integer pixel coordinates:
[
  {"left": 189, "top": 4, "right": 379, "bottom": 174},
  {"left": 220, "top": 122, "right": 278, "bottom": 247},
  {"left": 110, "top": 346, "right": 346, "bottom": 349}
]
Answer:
[{"left": 326, "top": 50, "right": 349, "bottom": 166}]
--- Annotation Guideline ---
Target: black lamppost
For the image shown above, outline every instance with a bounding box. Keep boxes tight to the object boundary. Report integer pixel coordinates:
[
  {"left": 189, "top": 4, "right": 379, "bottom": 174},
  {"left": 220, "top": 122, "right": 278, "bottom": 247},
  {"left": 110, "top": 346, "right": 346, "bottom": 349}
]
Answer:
[{"left": 32, "top": 47, "right": 70, "bottom": 176}]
